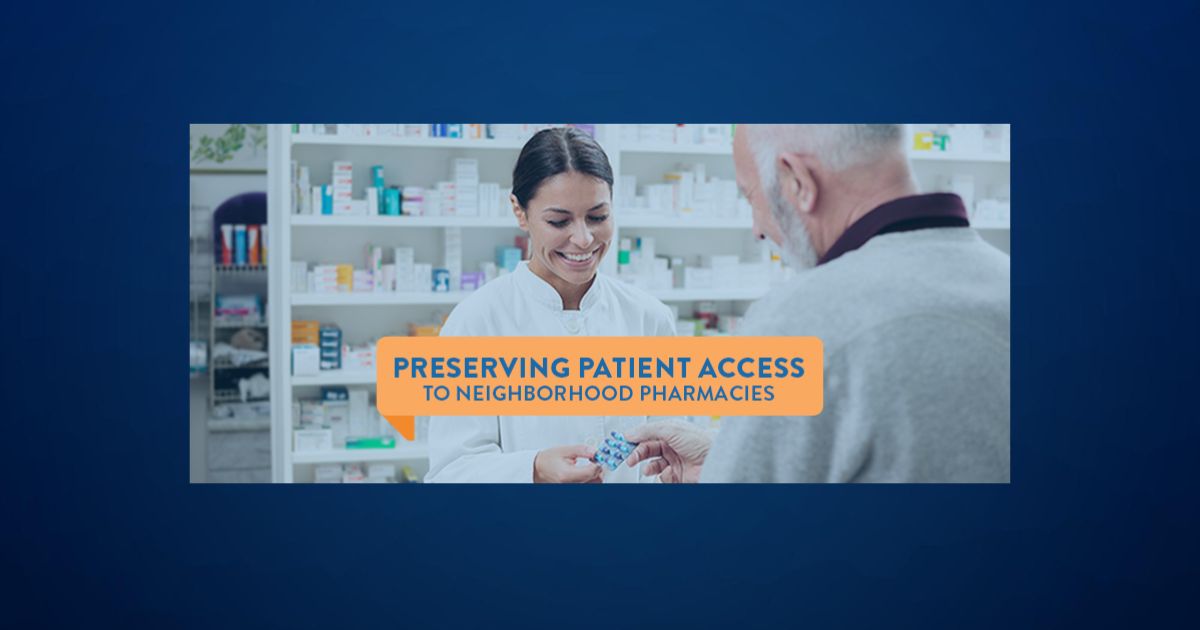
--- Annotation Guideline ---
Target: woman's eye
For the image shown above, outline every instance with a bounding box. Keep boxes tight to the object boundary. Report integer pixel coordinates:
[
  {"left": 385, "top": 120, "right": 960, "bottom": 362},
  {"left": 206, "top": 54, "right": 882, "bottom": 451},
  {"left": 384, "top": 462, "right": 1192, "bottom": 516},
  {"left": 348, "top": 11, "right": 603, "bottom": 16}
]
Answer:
[
  {"left": 548, "top": 220, "right": 569, "bottom": 228},
  {"left": 587, "top": 215, "right": 609, "bottom": 223}
]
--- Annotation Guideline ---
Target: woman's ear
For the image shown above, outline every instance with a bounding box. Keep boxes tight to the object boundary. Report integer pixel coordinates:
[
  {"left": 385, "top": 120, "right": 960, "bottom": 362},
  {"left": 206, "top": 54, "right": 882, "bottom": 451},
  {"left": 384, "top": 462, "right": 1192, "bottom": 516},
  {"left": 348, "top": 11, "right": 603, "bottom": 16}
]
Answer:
[
  {"left": 778, "top": 152, "right": 819, "bottom": 215},
  {"left": 511, "top": 194, "right": 529, "bottom": 232}
]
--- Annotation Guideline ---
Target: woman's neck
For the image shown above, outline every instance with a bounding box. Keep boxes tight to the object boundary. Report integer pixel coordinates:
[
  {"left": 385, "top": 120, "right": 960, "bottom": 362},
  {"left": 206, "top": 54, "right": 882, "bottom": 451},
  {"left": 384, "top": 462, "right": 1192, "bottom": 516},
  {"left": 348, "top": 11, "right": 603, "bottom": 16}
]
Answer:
[{"left": 527, "top": 259, "right": 595, "bottom": 310}]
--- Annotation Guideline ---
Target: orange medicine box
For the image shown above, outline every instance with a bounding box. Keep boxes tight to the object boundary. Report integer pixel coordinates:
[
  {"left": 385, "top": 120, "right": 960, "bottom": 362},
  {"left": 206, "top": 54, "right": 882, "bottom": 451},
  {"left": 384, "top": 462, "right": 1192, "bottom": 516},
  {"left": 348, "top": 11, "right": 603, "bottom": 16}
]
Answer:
[{"left": 292, "top": 320, "right": 320, "bottom": 344}]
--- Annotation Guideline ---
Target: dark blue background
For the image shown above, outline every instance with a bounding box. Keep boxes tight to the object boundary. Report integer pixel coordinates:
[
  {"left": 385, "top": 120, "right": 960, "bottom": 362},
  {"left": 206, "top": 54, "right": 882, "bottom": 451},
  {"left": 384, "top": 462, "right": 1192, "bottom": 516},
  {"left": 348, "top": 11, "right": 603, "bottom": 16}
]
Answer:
[{"left": 3, "top": 0, "right": 1196, "bottom": 626}]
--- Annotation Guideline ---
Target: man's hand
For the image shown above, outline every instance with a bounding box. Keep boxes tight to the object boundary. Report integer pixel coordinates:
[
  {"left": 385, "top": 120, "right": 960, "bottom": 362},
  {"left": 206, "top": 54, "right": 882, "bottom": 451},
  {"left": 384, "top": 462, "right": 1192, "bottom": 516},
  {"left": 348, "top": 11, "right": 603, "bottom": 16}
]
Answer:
[
  {"left": 624, "top": 420, "right": 712, "bottom": 483},
  {"left": 534, "top": 445, "right": 603, "bottom": 483}
]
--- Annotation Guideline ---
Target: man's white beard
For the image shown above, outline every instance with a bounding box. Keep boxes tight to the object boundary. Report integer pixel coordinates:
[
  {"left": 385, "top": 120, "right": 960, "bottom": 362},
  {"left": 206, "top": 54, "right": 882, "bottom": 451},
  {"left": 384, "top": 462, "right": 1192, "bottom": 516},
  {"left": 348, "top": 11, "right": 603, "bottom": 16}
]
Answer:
[{"left": 768, "top": 186, "right": 819, "bottom": 270}]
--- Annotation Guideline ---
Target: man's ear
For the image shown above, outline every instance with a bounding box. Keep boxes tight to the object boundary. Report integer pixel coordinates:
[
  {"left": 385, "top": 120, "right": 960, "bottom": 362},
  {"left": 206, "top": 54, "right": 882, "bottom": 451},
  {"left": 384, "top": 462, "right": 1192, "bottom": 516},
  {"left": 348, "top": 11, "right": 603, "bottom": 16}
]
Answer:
[
  {"left": 777, "top": 153, "right": 819, "bottom": 215},
  {"left": 511, "top": 194, "right": 529, "bottom": 231}
]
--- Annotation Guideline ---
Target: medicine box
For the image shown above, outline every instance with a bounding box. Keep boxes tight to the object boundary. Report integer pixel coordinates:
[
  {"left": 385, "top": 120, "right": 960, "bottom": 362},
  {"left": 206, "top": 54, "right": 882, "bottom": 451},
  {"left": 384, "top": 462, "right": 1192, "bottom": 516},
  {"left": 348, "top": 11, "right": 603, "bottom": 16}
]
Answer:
[
  {"left": 292, "top": 344, "right": 320, "bottom": 376},
  {"left": 294, "top": 428, "right": 333, "bottom": 452}
]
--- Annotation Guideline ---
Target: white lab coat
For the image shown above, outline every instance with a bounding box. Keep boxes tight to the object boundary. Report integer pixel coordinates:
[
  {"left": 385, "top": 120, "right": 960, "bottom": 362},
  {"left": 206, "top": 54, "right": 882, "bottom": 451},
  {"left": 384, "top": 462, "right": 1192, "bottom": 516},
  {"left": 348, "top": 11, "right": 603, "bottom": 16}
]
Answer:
[{"left": 425, "top": 262, "right": 677, "bottom": 483}]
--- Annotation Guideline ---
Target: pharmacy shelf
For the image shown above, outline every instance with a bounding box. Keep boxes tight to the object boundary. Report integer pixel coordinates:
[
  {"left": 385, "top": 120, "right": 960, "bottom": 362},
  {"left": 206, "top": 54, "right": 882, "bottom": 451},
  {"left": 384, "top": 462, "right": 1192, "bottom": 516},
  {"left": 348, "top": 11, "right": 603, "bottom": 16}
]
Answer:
[
  {"left": 213, "top": 391, "right": 268, "bottom": 404},
  {"left": 215, "top": 264, "right": 268, "bottom": 273},
  {"left": 291, "top": 292, "right": 469, "bottom": 306},
  {"left": 650, "top": 287, "right": 770, "bottom": 302},
  {"left": 620, "top": 143, "right": 732, "bottom": 156},
  {"left": 213, "top": 321, "right": 268, "bottom": 329},
  {"left": 908, "top": 151, "right": 1009, "bottom": 163},
  {"left": 291, "top": 444, "right": 429, "bottom": 464},
  {"left": 208, "top": 418, "right": 272, "bottom": 433},
  {"left": 291, "top": 134, "right": 526, "bottom": 150},
  {"left": 292, "top": 370, "right": 376, "bottom": 386},
  {"left": 211, "top": 361, "right": 269, "bottom": 370},
  {"left": 291, "top": 215, "right": 516, "bottom": 228},
  {"left": 619, "top": 215, "right": 752, "bottom": 229}
]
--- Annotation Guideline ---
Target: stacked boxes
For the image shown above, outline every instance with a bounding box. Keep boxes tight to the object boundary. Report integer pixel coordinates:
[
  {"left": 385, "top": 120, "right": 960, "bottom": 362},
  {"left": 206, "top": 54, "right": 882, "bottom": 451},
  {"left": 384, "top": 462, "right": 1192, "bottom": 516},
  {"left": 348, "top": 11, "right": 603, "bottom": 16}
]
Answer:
[
  {"left": 423, "top": 188, "right": 442, "bottom": 216},
  {"left": 336, "top": 264, "right": 352, "bottom": 291},
  {"left": 379, "top": 263, "right": 395, "bottom": 291},
  {"left": 684, "top": 267, "right": 714, "bottom": 290},
  {"left": 703, "top": 255, "right": 740, "bottom": 288},
  {"left": 291, "top": 320, "right": 319, "bottom": 345},
  {"left": 401, "top": 187, "right": 424, "bottom": 216},
  {"left": 351, "top": 269, "right": 374, "bottom": 292},
  {"left": 321, "top": 386, "right": 349, "bottom": 447},
  {"left": 453, "top": 159, "right": 479, "bottom": 216},
  {"left": 348, "top": 389, "right": 372, "bottom": 438},
  {"left": 291, "top": 345, "right": 319, "bottom": 376},
  {"left": 290, "top": 261, "right": 308, "bottom": 292},
  {"left": 436, "top": 181, "right": 456, "bottom": 215},
  {"left": 319, "top": 325, "right": 342, "bottom": 370},
  {"left": 414, "top": 263, "right": 433, "bottom": 292},
  {"left": 365, "top": 245, "right": 384, "bottom": 292},
  {"left": 393, "top": 247, "right": 415, "bottom": 291},
  {"left": 331, "top": 161, "right": 353, "bottom": 215},
  {"left": 292, "top": 162, "right": 312, "bottom": 214},
  {"left": 291, "top": 320, "right": 320, "bottom": 377},
  {"left": 342, "top": 344, "right": 374, "bottom": 371},
  {"left": 478, "top": 183, "right": 502, "bottom": 216},
  {"left": 293, "top": 427, "right": 333, "bottom": 452},
  {"left": 444, "top": 227, "right": 462, "bottom": 289},
  {"left": 309, "top": 265, "right": 338, "bottom": 293},
  {"left": 664, "top": 170, "right": 696, "bottom": 214},
  {"left": 311, "top": 264, "right": 352, "bottom": 292},
  {"left": 314, "top": 465, "right": 341, "bottom": 483}
]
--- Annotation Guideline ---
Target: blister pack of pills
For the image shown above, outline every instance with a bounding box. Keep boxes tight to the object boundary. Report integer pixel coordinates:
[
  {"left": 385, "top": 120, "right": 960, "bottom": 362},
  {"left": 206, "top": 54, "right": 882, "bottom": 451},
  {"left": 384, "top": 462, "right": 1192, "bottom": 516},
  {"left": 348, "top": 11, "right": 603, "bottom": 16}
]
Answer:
[{"left": 593, "top": 431, "right": 638, "bottom": 471}]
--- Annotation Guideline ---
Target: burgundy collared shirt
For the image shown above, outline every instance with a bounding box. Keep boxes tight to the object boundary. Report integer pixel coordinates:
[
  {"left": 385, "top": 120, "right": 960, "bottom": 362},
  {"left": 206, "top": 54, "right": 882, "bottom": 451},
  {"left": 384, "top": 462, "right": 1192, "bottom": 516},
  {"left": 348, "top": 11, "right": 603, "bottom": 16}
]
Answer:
[{"left": 819, "top": 193, "right": 970, "bottom": 265}]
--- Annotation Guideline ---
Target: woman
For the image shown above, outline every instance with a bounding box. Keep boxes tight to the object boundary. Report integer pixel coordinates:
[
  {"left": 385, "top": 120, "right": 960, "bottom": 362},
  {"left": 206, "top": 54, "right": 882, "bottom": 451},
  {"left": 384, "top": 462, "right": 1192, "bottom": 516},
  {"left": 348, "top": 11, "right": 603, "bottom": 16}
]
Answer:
[{"left": 425, "top": 127, "right": 677, "bottom": 483}]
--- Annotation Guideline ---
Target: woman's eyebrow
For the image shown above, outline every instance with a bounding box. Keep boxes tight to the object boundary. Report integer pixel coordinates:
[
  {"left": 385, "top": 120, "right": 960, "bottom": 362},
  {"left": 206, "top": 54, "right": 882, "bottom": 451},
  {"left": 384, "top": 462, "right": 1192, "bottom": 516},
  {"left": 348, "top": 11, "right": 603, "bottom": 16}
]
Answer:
[{"left": 543, "top": 202, "right": 610, "bottom": 214}]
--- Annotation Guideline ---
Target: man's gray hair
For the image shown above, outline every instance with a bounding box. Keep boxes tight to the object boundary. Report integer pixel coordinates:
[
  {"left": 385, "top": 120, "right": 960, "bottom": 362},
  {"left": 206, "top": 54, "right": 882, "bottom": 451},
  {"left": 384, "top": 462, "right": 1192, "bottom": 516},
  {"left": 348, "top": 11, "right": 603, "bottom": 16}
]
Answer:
[
  {"left": 745, "top": 125, "right": 906, "bottom": 270},
  {"left": 748, "top": 124, "right": 906, "bottom": 177}
]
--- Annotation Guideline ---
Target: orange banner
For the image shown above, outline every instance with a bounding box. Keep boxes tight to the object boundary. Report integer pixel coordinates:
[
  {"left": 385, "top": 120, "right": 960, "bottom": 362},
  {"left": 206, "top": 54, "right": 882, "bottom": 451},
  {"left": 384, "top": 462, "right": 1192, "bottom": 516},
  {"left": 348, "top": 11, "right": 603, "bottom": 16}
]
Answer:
[{"left": 376, "top": 337, "right": 823, "bottom": 439}]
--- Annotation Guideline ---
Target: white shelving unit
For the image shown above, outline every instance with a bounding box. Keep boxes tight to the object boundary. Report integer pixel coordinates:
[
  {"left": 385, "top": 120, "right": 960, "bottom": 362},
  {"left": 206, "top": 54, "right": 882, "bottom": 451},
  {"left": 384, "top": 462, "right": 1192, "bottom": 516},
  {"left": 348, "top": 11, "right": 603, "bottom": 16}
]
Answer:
[
  {"left": 291, "top": 444, "right": 429, "bottom": 465},
  {"left": 291, "top": 215, "right": 516, "bottom": 228},
  {"left": 269, "top": 127, "right": 539, "bottom": 483},
  {"left": 290, "top": 292, "right": 471, "bottom": 306},
  {"left": 268, "top": 124, "right": 1011, "bottom": 483},
  {"left": 292, "top": 134, "right": 526, "bottom": 150},
  {"left": 291, "top": 370, "right": 375, "bottom": 387}
]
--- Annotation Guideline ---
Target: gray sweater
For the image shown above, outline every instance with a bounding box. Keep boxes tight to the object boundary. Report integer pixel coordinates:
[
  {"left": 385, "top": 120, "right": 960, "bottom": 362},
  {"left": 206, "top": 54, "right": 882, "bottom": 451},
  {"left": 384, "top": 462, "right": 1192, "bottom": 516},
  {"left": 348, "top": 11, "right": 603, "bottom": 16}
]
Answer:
[{"left": 701, "top": 228, "right": 1010, "bottom": 483}]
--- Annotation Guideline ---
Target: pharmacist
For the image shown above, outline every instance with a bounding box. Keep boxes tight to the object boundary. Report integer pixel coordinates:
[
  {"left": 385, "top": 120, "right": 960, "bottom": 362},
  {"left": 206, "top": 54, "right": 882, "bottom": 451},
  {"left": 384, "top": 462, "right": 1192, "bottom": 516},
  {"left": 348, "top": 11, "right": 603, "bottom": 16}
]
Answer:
[
  {"left": 625, "top": 124, "right": 1011, "bottom": 483},
  {"left": 425, "top": 127, "right": 676, "bottom": 483}
]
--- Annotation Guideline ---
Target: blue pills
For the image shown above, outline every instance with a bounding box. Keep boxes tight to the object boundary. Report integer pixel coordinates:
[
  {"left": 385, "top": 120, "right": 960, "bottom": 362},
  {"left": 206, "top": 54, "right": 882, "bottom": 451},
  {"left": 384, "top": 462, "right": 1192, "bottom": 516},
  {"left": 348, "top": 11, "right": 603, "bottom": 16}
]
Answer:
[{"left": 593, "top": 431, "right": 638, "bottom": 471}]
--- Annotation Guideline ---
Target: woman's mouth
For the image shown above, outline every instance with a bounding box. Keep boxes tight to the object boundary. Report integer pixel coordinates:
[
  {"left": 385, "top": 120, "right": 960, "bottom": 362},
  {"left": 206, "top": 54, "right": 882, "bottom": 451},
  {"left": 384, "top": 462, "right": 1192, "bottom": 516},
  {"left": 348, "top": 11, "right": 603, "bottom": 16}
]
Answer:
[{"left": 556, "top": 248, "right": 600, "bottom": 267}]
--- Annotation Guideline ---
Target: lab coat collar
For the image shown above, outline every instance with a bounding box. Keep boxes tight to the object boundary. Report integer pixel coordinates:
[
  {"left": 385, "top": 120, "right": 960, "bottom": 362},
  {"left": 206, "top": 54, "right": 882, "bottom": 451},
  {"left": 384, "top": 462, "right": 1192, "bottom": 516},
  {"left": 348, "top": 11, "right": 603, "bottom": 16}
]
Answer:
[{"left": 514, "top": 261, "right": 603, "bottom": 312}]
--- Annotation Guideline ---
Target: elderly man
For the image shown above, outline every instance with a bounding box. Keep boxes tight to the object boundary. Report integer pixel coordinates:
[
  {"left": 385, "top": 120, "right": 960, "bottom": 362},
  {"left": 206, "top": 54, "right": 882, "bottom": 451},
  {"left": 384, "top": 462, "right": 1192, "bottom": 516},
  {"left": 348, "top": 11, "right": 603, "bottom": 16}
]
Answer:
[{"left": 626, "top": 124, "right": 1010, "bottom": 482}]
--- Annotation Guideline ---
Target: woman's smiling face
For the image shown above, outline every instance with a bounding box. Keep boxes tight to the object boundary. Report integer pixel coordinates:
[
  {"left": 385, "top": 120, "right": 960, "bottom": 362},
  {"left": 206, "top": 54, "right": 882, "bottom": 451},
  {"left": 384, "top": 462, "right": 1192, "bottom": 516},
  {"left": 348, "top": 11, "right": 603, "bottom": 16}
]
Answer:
[{"left": 515, "top": 170, "right": 613, "bottom": 289}]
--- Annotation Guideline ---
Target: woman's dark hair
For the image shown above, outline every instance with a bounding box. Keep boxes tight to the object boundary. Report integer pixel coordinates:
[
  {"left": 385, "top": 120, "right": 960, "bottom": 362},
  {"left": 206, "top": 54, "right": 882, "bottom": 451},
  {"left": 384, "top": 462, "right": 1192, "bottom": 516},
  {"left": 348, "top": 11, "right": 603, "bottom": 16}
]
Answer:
[{"left": 511, "top": 127, "right": 614, "bottom": 208}]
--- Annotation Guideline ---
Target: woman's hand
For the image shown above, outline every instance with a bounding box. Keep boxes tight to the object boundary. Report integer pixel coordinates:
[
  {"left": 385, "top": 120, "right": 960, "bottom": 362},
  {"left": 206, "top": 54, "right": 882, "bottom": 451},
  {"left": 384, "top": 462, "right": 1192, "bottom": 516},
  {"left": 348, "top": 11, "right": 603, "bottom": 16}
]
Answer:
[{"left": 534, "top": 445, "right": 603, "bottom": 483}]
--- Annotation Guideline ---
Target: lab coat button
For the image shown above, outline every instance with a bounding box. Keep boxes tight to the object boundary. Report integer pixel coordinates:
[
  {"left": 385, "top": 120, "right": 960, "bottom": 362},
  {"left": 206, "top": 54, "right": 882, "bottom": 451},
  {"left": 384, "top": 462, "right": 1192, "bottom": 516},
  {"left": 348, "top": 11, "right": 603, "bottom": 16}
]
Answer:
[{"left": 565, "top": 319, "right": 581, "bottom": 334}]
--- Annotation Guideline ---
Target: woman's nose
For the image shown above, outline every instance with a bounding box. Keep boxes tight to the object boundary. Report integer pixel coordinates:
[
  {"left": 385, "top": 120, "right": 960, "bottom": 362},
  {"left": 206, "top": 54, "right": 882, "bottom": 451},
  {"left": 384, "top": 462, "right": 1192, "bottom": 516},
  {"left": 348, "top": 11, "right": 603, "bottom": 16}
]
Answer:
[{"left": 570, "top": 223, "right": 594, "bottom": 248}]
